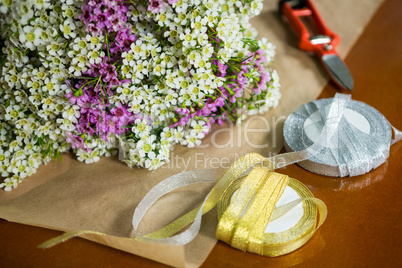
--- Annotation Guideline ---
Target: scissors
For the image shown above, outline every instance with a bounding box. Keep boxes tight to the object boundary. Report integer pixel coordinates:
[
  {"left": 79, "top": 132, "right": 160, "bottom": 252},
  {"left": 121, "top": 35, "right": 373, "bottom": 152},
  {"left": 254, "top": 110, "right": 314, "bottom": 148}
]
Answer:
[{"left": 279, "top": 0, "right": 354, "bottom": 91}]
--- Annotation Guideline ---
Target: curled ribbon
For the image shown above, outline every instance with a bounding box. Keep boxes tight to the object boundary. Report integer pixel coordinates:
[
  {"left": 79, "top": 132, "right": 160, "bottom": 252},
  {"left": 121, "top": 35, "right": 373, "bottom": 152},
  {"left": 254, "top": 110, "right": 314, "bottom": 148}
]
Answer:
[{"left": 40, "top": 93, "right": 401, "bottom": 257}]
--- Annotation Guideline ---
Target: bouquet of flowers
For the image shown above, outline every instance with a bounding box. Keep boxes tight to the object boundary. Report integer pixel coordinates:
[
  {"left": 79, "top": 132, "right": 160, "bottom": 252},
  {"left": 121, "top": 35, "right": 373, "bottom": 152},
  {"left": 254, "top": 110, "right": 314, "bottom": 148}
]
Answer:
[{"left": 0, "top": 0, "right": 280, "bottom": 191}]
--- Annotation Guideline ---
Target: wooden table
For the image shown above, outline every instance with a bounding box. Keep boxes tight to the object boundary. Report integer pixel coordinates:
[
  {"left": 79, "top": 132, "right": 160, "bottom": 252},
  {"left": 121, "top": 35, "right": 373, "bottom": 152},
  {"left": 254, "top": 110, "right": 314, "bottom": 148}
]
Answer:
[{"left": 1, "top": 0, "right": 401, "bottom": 267}]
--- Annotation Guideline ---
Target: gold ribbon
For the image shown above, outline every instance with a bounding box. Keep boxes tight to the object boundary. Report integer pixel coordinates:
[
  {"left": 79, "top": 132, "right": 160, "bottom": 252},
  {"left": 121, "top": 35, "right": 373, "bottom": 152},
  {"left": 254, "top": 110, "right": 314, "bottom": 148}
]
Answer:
[
  {"left": 39, "top": 153, "right": 327, "bottom": 257},
  {"left": 217, "top": 172, "right": 327, "bottom": 256}
]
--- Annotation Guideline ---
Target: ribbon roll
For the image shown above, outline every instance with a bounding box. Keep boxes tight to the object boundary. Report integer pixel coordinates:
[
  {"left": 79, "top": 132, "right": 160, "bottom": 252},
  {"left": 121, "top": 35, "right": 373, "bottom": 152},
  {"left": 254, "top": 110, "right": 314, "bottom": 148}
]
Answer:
[
  {"left": 216, "top": 169, "right": 327, "bottom": 257},
  {"left": 283, "top": 94, "right": 402, "bottom": 176}
]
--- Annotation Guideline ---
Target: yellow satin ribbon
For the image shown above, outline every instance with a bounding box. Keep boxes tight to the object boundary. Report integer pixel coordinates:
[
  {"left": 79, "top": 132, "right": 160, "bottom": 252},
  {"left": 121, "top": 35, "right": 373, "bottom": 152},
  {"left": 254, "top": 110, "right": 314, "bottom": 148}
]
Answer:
[{"left": 39, "top": 153, "right": 327, "bottom": 258}]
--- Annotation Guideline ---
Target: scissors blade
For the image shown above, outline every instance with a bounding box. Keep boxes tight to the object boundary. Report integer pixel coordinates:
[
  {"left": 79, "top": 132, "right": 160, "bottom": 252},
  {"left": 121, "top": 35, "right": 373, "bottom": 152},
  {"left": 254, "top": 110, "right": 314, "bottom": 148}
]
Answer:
[{"left": 321, "top": 54, "right": 354, "bottom": 91}]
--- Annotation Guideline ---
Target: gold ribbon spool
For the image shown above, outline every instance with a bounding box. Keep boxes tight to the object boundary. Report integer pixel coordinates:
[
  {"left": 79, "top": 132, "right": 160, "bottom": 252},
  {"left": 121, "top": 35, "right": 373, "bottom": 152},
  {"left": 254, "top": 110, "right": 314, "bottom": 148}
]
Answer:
[{"left": 217, "top": 171, "right": 324, "bottom": 256}]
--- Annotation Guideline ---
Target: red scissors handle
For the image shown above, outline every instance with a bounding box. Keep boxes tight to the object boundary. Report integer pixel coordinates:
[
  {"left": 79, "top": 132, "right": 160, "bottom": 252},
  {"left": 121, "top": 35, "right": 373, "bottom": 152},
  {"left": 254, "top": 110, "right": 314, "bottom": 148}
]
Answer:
[
  {"left": 279, "top": 0, "right": 354, "bottom": 91},
  {"left": 279, "top": 0, "right": 340, "bottom": 58}
]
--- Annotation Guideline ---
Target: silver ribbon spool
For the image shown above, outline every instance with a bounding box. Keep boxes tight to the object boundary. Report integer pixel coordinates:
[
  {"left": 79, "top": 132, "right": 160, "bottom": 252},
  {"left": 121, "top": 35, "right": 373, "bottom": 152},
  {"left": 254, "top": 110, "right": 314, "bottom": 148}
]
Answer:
[{"left": 283, "top": 95, "right": 399, "bottom": 177}]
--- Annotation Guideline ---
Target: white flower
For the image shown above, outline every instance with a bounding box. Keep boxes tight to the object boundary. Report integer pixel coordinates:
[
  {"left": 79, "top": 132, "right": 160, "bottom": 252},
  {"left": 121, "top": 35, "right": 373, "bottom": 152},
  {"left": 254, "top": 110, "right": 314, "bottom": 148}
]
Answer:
[
  {"left": 19, "top": 26, "right": 43, "bottom": 50},
  {"left": 132, "top": 119, "right": 151, "bottom": 138},
  {"left": 5, "top": 105, "right": 24, "bottom": 121},
  {"left": 164, "top": 92, "right": 178, "bottom": 108},
  {"left": 161, "top": 127, "right": 175, "bottom": 142},
  {"left": 60, "top": 19, "right": 76, "bottom": 39},
  {"left": 0, "top": 177, "right": 18, "bottom": 191},
  {"left": 137, "top": 135, "right": 156, "bottom": 158},
  {"left": 0, "top": 150, "right": 11, "bottom": 165},
  {"left": 34, "top": 0, "right": 51, "bottom": 9},
  {"left": 183, "top": 132, "right": 201, "bottom": 148},
  {"left": 190, "top": 120, "right": 209, "bottom": 137},
  {"left": 76, "top": 148, "right": 100, "bottom": 164},
  {"left": 145, "top": 154, "right": 165, "bottom": 170},
  {"left": 8, "top": 138, "right": 23, "bottom": 153},
  {"left": 62, "top": 105, "right": 80, "bottom": 122},
  {"left": 180, "top": 29, "right": 197, "bottom": 47},
  {"left": 56, "top": 118, "right": 75, "bottom": 131},
  {"left": 174, "top": 126, "right": 185, "bottom": 143},
  {"left": 250, "top": 0, "right": 264, "bottom": 16}
]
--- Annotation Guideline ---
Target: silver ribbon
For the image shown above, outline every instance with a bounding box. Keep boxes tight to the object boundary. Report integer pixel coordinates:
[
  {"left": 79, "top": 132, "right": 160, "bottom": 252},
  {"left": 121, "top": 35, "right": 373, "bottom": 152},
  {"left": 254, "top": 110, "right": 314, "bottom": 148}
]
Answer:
[
  {"left": 283, "top": 93, "right": 401, "bottom": 177},
  {"left": 132, "top": 169, "right": 216, "bottom": 245}
]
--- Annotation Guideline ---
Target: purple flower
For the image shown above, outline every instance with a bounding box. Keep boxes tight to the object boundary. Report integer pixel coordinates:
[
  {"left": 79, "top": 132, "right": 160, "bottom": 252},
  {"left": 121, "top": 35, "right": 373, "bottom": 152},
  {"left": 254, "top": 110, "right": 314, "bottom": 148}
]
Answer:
[
  {"left": 214, "top": 96, "right": 226, "bottom": 107},
  {"left": 79, "top": 5, "right": 94, "bottom": 25},
  {"left": 148, "top": 0, "right": 167, "bottom": 14},
  {"left": 110, "top": 105, "right": 133, "bottom": 127},
  {"left": 115, "top": 28, "right": 129, "bottom": 43},
  {"left": 205, "top": 99, "right": 218, "bottom": 113},
  {"left": 210, "top": 114, "right": 226, "bottom": 126},
  {"left": 76, "top": 93, "right": 94, "bottom": 111},
  {"left": 176, "top": 108, "right": 190, "bottom": 115},
  {"left": 109, "top": 77, "right": 121, "bottom": 86},
  {"left": 106, "top": 118, "right": 118, "bottom": 135},
  {"left": 66, "top": 132, "right": 92, "bottom": 152},
  {"left": 115, "top": 28, "right": 136, "bottom": 51},
  {"left": 229, "top": 88, "right": 243, "bottom": 103},
  {"left": 65, "top": 91, "right": 78, "bottom": 104},
  {"left": 76, "top": 118, "right": 96, "bottom": 137},
  {"left": 99, "top": 62, "right": 117, "bottom": 82},
  {"left": 110, "top": 14, "right": 125, "bottom": 31},
  {"left": 67, "top": 74, "right": 135, "bottom": 140},
  {"left": 79, "top": 0, "right": 129, "bottom": 34},
  {"left": 255, "top": 48, "right": 267, "bottom": 65},
  {"left": 105, "top": 5, "right": 118, "bottom": 17},
  {"left": 195, "top": 107, "right": 210, "bottom": 117},
  {"left": 251, "top": 70, "right": 270, "bottom": 95},
  {"left": 110, "top": 28, "right": 136, "bottom": 54},
  {"left": 88, "top": 0, "right": 105, "bottom": 7},
  {"left": 87, "top": 23, "right": 102, "bottom": 36},
  {"left": 69, "top": 1, "right": 141, "bottom": 140},
  {"left": 212, "top": 60, "right": 228, "bottom": 77},
  {"left": 237, "top": 71, "right": 247, "bottom": 84},
  {"left": 94, "top": 8, "right": 111, "bottom": 29}
]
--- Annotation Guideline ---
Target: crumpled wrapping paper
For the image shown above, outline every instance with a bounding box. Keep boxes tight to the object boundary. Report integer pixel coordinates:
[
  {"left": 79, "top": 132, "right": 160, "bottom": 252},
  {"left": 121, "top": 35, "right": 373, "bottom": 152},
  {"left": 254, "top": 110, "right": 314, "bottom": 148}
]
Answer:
[{"left": 0, "top": 0, "right": 384, "bottom": 267}]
